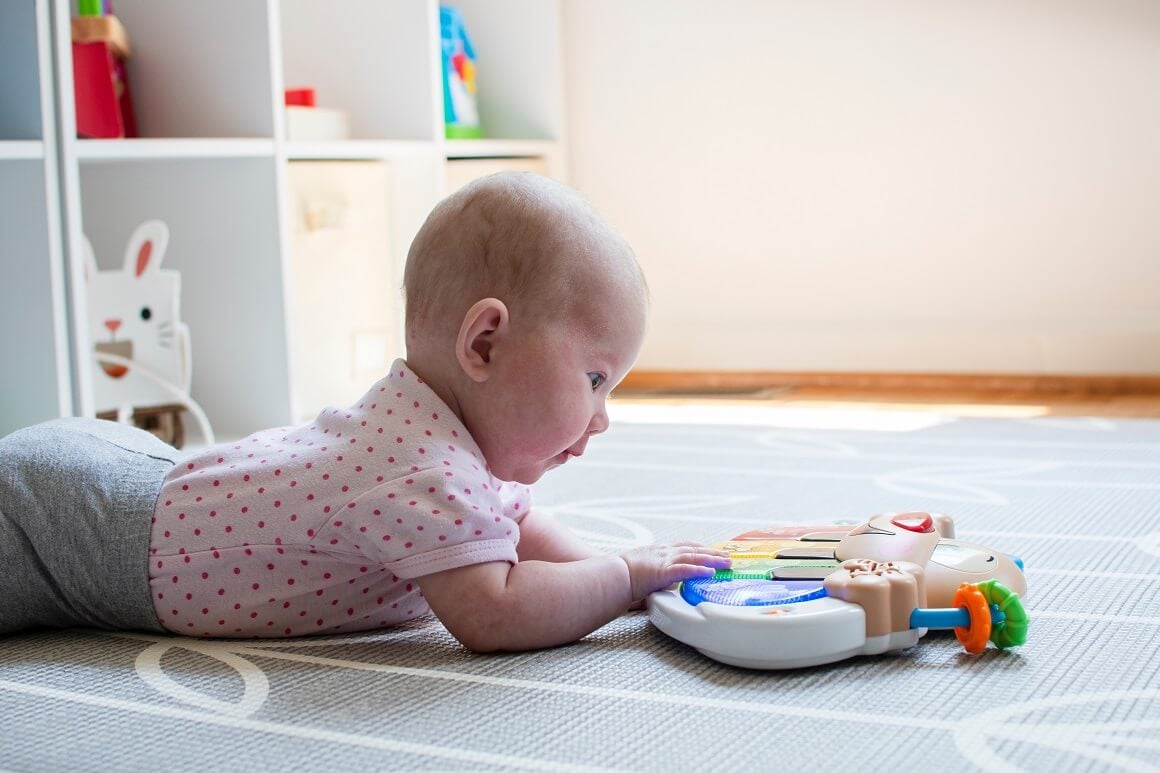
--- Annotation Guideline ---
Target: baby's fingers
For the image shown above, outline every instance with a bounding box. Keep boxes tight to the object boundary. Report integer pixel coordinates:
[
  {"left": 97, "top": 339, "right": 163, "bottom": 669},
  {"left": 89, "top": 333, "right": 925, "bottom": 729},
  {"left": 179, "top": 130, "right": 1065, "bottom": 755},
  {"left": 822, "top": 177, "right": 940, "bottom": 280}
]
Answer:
[
  {"left": 664, "top": 550, "right": 730, "bottom": 584},
  {"left": 621, "top": 543, "right": 731, "bottom": 601},
  {"left": 674, "top": 546, "right": 731, "bottom": 568},
  {"left": 670, "top": 540, "right": 730, "bottom": 554}
]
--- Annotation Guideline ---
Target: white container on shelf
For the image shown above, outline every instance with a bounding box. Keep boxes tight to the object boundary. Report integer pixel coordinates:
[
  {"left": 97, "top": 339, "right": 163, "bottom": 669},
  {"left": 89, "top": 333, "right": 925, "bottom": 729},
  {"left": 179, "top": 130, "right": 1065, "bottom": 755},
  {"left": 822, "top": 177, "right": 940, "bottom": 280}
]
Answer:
[{"left": 285, "top": 106, "right": 350, "bottom": 142}]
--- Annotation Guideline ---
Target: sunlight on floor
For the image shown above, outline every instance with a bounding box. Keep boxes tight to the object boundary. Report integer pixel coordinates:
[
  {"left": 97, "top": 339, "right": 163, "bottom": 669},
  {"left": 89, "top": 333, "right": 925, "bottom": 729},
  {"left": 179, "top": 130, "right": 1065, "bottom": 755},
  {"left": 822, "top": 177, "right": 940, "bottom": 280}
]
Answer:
[{"left": 608, "top": 398, "right": 1050, "bottom": 432}]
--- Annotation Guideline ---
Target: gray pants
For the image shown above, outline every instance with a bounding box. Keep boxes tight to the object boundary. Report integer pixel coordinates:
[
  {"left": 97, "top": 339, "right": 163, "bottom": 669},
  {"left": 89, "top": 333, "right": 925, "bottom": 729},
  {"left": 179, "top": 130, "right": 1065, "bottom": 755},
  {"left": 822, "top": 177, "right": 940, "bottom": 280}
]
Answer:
[{"left": 0, "top": 418, "right": 176, "bottom": 634}]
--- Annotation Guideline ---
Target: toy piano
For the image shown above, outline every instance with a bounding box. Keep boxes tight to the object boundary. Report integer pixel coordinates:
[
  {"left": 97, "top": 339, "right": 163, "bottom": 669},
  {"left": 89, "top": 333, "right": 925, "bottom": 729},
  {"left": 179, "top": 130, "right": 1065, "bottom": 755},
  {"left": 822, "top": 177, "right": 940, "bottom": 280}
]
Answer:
[{"left": 648, "top": 512, "right": 1029, "bottom": 670}]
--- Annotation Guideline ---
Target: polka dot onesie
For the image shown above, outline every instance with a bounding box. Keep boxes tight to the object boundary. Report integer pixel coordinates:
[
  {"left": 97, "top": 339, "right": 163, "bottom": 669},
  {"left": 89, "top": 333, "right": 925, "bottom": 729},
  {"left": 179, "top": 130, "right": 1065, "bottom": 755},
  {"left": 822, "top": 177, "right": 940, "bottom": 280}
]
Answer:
[{"left": 149, "top": 361, "right": 530, "bottom": 637}]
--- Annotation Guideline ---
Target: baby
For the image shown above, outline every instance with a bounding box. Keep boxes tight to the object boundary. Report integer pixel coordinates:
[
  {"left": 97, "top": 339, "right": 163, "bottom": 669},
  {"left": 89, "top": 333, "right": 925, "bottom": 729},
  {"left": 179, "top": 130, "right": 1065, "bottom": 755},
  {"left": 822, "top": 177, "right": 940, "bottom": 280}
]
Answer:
[{"left": 0, "top": 172, "right": 729, "bottom": 651}]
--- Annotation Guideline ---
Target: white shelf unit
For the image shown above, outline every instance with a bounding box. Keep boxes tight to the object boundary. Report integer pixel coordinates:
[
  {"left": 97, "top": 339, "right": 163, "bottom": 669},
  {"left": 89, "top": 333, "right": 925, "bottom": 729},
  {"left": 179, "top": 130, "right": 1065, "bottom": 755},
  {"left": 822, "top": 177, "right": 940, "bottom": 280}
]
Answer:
[
  {"left": 0, "top": 0, "right": 73, "bottom": 437},
  {"left": 0, "top": 0, "right": 566, "bottom": 441}
]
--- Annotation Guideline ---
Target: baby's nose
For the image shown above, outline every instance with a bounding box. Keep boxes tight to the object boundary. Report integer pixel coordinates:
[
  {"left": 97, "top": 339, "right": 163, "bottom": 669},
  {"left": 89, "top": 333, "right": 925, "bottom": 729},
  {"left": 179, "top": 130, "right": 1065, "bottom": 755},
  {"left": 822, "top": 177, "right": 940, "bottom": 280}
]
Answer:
[{"left": 588, "top": 405, "right": 610, "bottom": 435}]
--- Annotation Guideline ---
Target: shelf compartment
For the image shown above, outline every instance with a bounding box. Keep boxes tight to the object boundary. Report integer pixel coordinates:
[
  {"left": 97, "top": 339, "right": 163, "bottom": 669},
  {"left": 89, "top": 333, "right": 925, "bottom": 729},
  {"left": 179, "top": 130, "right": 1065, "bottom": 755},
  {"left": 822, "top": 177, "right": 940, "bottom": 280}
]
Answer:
[
  {"left": 0, "top": 159, "right": 70, "bottom": 434},
  {"left": 455, "top": 0, "right": 564, "bottom": 141},
  {"left": 79, "top": 157, "right": 293, "bottom": 437},
  {"left": 280, "top": 0, "right": 441, "bottom": 142},
  {"left": 0, "top": 0, "right": 46, "bottom": 141},
  {"left": 108, "top": 0, "right": 278, "bottom": 139}
]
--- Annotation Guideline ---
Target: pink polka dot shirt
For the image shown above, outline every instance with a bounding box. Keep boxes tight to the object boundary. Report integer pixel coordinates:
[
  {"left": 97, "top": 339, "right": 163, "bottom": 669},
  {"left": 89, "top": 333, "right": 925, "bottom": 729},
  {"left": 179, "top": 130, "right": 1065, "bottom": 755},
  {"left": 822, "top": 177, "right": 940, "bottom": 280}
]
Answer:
[{"left": 148, "top": 360, "right": 530, "bottom": 637}]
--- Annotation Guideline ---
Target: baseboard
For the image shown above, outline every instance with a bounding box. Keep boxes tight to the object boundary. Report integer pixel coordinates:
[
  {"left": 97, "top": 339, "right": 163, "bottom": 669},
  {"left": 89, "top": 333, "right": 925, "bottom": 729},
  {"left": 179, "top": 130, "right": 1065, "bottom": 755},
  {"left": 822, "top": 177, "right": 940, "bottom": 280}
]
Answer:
[{"left": 618, "top": 370, "right": 1160, "bottom": 396}]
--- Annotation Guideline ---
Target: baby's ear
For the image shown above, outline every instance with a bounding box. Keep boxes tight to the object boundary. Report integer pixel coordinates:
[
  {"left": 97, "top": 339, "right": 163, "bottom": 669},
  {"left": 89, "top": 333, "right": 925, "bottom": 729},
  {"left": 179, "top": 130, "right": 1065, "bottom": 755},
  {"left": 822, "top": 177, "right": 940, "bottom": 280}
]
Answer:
[
  {"left": 455, "top": 298, "right": 508, "bottom": 382},
  {"left": 123, "top": 220, "right": 170, "bottom": 277}
]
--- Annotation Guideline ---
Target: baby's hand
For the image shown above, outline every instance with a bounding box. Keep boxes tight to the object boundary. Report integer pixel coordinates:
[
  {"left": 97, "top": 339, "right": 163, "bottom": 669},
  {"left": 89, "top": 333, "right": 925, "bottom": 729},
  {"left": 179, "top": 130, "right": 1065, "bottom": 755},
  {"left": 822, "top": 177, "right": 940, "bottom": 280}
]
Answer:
[{"left": 618, "top": 541, "right": 731, "bottom": 602}]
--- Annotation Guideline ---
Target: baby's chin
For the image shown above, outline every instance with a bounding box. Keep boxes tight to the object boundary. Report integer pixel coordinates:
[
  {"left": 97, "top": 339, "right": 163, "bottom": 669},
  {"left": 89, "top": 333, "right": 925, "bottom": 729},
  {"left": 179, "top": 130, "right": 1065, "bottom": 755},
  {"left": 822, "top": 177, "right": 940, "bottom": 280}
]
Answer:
[
  {"left": 493, "top": 460, "right": 554, "bottom": 486},
  {"left": 506, "top": 466, "right": 548, "bottom": 486},
  {"left": 489, "top": 446, "right": 579, "bottom": 484}
]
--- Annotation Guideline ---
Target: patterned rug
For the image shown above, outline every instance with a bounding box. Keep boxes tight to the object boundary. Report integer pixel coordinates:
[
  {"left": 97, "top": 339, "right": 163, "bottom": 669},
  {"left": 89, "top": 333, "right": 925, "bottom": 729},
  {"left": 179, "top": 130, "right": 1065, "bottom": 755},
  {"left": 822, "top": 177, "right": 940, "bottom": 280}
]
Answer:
[{"left": 2, "top": 403, "right": 1158, "bottom": 771}]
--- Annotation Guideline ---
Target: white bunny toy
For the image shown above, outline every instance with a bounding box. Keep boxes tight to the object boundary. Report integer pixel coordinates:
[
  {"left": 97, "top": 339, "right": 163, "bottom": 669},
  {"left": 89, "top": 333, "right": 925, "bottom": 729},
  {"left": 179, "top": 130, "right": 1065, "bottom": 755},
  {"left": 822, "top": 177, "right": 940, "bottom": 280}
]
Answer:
[{"left": 84, "top": 220, "right": 212, "bottom": 446}]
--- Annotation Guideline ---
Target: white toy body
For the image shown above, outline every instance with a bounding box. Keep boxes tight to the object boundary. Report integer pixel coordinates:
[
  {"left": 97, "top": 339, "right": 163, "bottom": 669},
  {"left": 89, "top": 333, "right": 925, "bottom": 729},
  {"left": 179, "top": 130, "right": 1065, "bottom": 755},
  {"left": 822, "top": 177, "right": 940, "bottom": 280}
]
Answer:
[
  {"left": 650, "top": 592, "right": 918, "bottom": 670},
  {"left": 649, "top": 512, "right": 1027, "bottom": 670},
  {"left": 84, "top": 221, "right": 192, "bottom": 414}
]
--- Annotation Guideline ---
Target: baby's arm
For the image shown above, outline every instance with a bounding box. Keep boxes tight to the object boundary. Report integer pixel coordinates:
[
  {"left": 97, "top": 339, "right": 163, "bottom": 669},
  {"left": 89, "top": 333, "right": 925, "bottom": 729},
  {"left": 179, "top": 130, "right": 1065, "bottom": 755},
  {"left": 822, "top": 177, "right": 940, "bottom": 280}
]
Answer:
[
  {"left": 416, "top": 543, "right": 729, "bottom": 652},
  {"left": 514, "top": 507, "right": 604, "bottom": 563}
]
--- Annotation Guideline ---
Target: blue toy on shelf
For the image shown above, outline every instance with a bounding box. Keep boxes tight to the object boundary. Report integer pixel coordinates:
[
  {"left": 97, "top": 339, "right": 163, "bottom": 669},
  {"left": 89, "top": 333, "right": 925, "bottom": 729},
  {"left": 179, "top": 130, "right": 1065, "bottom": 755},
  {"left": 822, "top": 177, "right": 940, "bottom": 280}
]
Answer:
[{"left": 440, "top": 5, "right": 482, "bottom": 139}]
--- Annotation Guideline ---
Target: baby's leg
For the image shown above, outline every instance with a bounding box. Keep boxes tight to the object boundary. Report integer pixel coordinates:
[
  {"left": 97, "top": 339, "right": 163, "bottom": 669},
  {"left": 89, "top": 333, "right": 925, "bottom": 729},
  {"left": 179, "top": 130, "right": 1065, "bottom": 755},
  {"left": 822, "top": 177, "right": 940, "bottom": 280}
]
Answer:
[{"left": 0, "top": 418, "right": 179, "bottom": 635}]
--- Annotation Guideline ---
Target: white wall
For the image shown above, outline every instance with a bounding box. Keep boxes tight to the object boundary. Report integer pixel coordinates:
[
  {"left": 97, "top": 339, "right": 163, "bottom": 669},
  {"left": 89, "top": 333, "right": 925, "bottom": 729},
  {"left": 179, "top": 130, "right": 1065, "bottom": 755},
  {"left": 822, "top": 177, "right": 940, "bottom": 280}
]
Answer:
[{"left": 561, "top": 0, "right": 1160, "bottom": 374}]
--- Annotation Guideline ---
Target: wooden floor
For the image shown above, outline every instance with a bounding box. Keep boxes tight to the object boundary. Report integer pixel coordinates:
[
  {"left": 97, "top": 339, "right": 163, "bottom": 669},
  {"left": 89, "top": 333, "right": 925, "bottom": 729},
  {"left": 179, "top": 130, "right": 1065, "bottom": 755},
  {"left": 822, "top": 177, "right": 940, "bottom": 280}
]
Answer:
[{"left": 613, "top": 386, "right": 1160, "bottom": 419}]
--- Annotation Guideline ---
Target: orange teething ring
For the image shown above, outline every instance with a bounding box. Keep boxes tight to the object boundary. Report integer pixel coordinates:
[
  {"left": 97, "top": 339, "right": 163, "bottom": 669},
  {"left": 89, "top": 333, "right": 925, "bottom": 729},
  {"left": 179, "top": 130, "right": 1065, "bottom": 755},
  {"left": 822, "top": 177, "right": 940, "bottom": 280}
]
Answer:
[{"left": 953, "top": 583, "right": 992, "bottom": 654}]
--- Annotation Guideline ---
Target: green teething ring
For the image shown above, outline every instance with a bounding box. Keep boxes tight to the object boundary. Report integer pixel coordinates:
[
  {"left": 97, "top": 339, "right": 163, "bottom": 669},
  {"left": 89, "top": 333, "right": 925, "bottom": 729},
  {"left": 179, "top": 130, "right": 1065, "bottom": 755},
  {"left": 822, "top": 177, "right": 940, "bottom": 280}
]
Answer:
[{"left": 975, "top": 579, "right": 1029, "bottom": 649}]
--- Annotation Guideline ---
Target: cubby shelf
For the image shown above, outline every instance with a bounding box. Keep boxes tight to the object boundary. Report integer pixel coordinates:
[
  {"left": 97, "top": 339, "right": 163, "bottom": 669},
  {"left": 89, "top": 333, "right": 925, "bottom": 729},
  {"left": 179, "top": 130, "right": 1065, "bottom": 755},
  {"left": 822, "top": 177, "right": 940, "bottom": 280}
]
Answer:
[
  {"left": 74, "top": 138, "right": 279, "bottom": 162},
  {"left": 445, "top": 139, "right": 560, "bottom": 159},
  {"left": 0, "top": 0, "right": 567, "bottom": 440},
  {"left": 284, "top": 140, "right": 437, "bottom": 162},
  {"left": 0, "top": 141, "right": 47, "bottom": 160}
]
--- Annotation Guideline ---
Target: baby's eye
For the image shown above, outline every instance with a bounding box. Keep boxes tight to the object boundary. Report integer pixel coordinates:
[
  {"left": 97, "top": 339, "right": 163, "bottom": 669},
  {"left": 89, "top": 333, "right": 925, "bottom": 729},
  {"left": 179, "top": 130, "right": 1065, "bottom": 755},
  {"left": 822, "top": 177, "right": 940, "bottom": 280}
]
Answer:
[
  {"left": 588, "top": 372, "right": 606, "bottom": 391},
  {"left": 139, "top": 306, "right": 153, "bottom": 321}
]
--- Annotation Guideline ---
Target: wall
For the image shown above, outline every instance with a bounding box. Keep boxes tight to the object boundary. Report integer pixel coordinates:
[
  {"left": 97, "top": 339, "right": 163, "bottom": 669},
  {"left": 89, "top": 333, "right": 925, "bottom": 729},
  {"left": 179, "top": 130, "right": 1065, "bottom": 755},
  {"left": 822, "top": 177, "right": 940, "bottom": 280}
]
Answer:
[{"left": 561, "top": 0, "right": 1160, "bottom": 374}]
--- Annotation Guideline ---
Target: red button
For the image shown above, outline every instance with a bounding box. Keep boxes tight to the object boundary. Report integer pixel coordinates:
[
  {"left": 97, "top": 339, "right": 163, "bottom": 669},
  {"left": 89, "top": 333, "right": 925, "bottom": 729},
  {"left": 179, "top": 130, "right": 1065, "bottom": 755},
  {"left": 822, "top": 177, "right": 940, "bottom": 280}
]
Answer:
[{"left": 891, "top": 512, "right": 934, "bottom": 533}]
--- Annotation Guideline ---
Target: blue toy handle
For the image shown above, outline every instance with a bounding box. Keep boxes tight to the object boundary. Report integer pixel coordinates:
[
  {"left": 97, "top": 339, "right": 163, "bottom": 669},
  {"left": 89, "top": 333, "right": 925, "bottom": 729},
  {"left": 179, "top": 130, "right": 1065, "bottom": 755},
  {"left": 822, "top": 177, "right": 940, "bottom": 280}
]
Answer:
[{"left": 909, "top": 604, "right": 1005, "bottom": 630}]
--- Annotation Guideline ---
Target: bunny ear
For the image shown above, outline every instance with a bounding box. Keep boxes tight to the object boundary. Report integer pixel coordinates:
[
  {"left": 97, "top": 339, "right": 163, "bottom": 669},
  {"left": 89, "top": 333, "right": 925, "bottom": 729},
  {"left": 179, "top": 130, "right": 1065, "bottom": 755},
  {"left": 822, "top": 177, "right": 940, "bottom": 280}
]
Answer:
[
  {"left": 81, "top": 235, "right": 98, "bottom": 281},
  {"left": 123, "top": 220, "right": 170, "bottom": 278}
]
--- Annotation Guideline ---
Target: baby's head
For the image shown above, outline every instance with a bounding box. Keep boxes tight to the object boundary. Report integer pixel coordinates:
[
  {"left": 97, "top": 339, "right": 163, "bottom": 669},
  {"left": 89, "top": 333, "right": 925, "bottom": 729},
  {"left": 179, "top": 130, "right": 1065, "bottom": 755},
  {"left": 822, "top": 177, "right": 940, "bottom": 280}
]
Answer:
[{"left": 403, "top": 172, "right": 647, "bottom": 484}]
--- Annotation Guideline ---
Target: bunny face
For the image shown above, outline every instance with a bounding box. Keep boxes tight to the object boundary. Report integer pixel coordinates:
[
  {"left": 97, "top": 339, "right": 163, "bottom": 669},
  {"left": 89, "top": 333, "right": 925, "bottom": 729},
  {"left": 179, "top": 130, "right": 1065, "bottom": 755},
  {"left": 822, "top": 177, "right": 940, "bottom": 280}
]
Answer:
[{"left": 85, "top": 221, "right": 192, "bottom": 413}]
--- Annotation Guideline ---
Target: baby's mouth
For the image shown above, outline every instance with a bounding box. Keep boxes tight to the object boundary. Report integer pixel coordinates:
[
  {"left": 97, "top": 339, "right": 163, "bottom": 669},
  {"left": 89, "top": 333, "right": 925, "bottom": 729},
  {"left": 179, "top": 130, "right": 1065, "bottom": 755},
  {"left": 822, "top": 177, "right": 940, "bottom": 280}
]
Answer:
[{"left": 552, "top": 449, "right": 578, "bottom": 466}]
